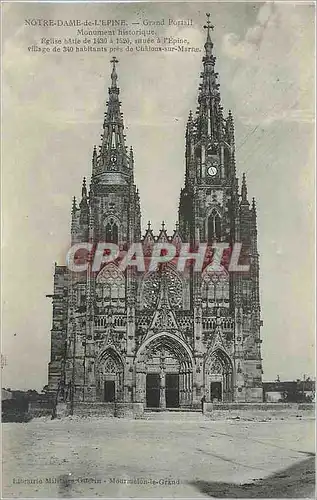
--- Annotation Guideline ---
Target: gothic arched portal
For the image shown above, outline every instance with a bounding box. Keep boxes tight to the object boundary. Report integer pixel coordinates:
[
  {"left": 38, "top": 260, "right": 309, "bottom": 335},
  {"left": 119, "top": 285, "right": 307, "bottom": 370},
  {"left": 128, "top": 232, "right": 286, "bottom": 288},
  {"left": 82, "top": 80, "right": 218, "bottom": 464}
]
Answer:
[
  {"left": 96, "top": 348, "right": 124, "bottom": 402},
  {"left": 134, "top": 333, "right": 193, "bottom": 408},
  {"left": 204, "top": 349, "right": 233, "bottom": 403}
]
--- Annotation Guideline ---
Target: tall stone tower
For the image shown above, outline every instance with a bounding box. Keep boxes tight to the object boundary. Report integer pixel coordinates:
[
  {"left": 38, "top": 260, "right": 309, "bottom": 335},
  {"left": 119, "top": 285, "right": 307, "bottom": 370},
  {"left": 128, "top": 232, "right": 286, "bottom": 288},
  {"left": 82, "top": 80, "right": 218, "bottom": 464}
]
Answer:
[
  {"left": 47, "top": 18, "right": 263, "bottom": 415},
  {"left": 178, "top": 15, "right": 262, "bottom": 402}
]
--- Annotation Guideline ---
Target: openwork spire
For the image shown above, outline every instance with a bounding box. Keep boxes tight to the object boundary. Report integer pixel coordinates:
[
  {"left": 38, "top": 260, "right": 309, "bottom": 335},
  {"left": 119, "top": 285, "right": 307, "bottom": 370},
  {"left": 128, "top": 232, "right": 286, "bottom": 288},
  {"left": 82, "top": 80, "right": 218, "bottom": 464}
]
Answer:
[
  {"left": 93, "top": 58, "right": 130, "bottom": 177},
  {"left": 195, "top": 14, "right": 221, "bottom": 142},
  {"left": 181, "top": 14, "right": 238, "bottom": 191}
]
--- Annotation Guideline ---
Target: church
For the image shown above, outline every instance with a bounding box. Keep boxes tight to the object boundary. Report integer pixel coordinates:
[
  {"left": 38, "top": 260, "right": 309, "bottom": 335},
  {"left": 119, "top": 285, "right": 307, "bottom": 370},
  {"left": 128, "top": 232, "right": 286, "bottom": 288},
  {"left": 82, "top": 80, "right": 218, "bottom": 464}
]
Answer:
[{"left": 48, "top": 17, "right": 263, "bottom": 413}]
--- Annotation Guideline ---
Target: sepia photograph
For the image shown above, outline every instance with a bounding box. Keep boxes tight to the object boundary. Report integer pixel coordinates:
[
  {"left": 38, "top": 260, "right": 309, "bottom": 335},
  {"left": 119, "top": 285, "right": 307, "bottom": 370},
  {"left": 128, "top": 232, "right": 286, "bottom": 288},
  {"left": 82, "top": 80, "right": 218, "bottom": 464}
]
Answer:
[{"left": 1, "top": 1, "right": 315, "bottom": 498}]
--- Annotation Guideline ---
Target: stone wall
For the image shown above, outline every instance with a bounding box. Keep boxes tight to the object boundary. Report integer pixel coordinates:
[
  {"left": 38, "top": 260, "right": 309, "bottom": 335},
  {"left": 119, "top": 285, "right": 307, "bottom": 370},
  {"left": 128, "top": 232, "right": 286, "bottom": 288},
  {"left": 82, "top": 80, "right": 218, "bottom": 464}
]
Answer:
[
  {"left": 28, "top": 401, "right": 54, "bottom": 418},
  {"left": 203, "top": 402, "right": 315, "bottom": 420},
  {"left": 65, "top": 402, "right": 144, "bottom": 418},
  {"left": 205, "top": 403, "right": 315, "bottom": 411}
]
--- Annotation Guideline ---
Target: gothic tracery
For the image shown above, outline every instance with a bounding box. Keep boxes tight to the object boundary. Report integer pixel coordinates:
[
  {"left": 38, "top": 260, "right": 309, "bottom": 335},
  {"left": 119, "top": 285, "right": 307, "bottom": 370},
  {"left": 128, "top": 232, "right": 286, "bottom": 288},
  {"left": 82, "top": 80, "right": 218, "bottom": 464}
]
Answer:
[
  {"left": 201, "top": 268, "right": 229, "bottom": 310},
  {"left": 141, "top": 267, "right": 183, "bottom": 310},
  {"left": 96, "top": 263, "right": 125, "bottom": 309}
]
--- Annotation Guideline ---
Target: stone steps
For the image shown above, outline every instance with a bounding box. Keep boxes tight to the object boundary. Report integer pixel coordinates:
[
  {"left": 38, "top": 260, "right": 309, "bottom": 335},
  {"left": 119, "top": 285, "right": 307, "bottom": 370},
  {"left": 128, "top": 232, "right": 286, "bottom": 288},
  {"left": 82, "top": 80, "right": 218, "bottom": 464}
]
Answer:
[
  {"left": 142, "top": 409, "right": 206, "bottom": 420},
  {"left": 145, "top": 406, "right": 201, "bottom": 412}
]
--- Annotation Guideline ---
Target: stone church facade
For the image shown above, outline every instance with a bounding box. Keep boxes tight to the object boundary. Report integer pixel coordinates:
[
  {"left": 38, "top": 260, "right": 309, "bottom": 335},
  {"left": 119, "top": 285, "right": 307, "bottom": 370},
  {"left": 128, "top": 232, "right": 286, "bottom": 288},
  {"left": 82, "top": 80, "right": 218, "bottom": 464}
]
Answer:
[{"left": 48, "top": 20, "right": 263, "bottom": 411}]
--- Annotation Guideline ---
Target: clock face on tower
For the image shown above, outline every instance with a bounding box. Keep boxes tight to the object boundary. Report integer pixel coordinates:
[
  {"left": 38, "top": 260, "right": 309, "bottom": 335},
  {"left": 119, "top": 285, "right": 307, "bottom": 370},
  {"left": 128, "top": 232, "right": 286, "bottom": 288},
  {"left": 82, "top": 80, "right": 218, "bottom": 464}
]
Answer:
[
  {"left": 207, "top": 165, "right": 218, "bottom": 176},
  {"left": 206, "top": 149, "right": 219, "bottom": 177}
]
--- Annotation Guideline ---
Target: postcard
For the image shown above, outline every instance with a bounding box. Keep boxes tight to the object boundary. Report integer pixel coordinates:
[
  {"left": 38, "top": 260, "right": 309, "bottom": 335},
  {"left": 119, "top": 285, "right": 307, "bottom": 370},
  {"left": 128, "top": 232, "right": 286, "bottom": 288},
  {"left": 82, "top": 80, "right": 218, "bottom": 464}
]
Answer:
[{"left": 1, "top": 1, "right": 315, "bottom": 498}]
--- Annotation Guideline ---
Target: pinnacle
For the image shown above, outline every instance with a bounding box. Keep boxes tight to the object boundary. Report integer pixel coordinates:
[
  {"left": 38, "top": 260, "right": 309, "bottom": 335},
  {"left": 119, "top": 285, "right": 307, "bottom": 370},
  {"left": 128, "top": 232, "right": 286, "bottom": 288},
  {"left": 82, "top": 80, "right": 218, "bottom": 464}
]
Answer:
[
  {"left": 241, "top": 173, "right": 249, "bottom": 204},
  {"left": 81, "top": 177, "right": 88, "bottom": 201},
  {"left": 186, "top": 111, "right": 193, "bottom": 132},
  {"left": 71, "top": 196, "right": 77, "bottom": 214}
]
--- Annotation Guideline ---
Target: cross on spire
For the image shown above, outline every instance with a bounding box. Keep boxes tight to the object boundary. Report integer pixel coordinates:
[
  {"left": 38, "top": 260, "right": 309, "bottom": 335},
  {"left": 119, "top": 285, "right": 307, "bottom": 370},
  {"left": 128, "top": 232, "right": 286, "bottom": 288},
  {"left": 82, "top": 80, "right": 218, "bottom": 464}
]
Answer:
[
  {"left": 111, "top": 56, "right": 118, "bottom": 67},
  {"left": 110, "top": 57, "right": 119, "bottom": 87},
  {"left": 204, "top": 13, "right": 214, "bottom": 36},
  {"left": 203, "top": 13, "right": 214, "bottom": 57}
]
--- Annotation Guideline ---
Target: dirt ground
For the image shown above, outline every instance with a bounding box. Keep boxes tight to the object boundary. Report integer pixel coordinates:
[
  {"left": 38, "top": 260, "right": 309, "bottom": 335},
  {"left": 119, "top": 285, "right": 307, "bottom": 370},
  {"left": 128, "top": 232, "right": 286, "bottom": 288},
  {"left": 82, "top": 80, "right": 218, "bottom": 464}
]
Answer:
[{"left": 2, "top": 412, "right": 315, "bottom": 498}]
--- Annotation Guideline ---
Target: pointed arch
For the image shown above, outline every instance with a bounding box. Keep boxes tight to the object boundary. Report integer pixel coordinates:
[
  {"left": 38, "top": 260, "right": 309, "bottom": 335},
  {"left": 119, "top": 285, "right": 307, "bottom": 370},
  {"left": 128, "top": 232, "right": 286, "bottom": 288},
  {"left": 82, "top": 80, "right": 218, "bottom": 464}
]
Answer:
[
  {"left": 135, "top": 331, "right": 194, "bottom": 368},
  {"left": 96, "top": 263, "right": 125, "bottom": 308},
  {"left": 207, "top": 214, "right": 214, "bottom": 243},
  {"left": 205, "top": 347, "right": 233, "bottom": 372},
  {"left": 105, "top": 218, "right": 118, "bottom": 244},
  {"left": 103, "top": 215, "right": 121, "bottom": 244},
  {"left": 96, "top": 347, "right": 124, "bottom": 402},
  {"left": 204, "top": 348, "right": 233, "bottom": 402},
  {"left": 215, "top": 213, "right": 221, "bottom": 240},
  {"left": 98, "top": 345, "right": 124, "bottom": 364},
  {"left": 207, "top": 209, "right": 222, "bottom": 243},
  {"left": 135, "top": 332, "right": 194, "bottom": 408}
]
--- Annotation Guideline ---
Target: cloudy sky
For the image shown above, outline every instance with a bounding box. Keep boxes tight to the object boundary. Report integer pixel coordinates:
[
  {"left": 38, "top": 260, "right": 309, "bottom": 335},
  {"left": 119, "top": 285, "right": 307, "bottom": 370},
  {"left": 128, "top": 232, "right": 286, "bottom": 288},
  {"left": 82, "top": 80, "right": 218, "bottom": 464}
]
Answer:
[{"left": 2, "top": 1, "right": 315, "bottom": 390}]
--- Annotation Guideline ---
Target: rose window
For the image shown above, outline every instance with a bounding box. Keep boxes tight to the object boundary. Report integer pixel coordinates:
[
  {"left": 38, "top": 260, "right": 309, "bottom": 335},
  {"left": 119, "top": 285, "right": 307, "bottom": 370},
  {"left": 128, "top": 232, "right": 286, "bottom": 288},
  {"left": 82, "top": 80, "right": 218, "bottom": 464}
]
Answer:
[{"left": 141, "top": 268, "right": 183, "bottom": 310}]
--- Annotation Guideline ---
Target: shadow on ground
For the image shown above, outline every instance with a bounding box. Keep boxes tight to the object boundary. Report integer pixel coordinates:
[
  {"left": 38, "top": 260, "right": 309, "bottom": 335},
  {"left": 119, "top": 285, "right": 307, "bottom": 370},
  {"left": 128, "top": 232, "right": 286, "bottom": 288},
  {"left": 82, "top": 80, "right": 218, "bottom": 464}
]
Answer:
[{"left": 190, "top": 455, "right": 315, "bottom": 498}]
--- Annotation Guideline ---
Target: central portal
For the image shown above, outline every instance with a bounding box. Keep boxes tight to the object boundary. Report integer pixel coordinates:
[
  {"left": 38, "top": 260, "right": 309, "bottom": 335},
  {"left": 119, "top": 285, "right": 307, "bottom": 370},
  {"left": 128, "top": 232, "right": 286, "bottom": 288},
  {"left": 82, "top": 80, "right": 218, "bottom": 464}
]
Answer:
[
  {"left": 137, "top": 333, "right": 193, "bottom": 408},
  {"left": 145, "top": 373, "right": 180, "bottom": 408},
  {"left": 146, "top": 373, "right": 160, "bottom": 408},
  {"left": 166, "top": 374, "right": 179, "bottom": 408}
]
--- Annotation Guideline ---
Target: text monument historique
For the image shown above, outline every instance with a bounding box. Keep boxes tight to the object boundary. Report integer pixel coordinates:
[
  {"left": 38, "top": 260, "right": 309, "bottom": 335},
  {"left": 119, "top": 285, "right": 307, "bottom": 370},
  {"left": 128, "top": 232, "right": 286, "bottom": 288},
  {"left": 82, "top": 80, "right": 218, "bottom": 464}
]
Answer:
[{"left": 48, "top": 18, "right": 263, "bottom": 412}]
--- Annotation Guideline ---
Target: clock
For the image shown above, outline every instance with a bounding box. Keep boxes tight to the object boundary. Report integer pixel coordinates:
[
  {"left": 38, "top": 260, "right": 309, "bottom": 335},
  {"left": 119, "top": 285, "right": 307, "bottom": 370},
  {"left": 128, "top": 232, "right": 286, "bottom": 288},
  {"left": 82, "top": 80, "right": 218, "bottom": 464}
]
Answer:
[{"left": 207, "top": 165, "right": 218, "bottom": 176}]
